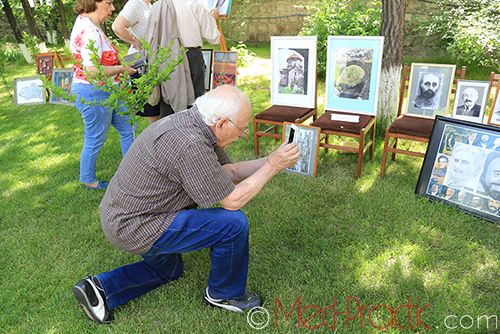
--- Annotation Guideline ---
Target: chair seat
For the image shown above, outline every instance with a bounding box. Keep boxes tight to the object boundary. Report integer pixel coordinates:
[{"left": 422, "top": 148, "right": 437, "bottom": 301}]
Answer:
[
  {"left": 388, "top": 115, "right": 435, "bottom": 138},
  {"left": 254, "top": 105, "right": 314, "bottom": 123},
  {"left": 311, "top": 112, "right": 373, "bottom": 135}
]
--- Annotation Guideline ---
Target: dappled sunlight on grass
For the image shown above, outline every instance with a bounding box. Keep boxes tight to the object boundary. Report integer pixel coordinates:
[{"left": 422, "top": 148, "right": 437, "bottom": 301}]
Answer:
[
  {"left": 31, "top": 153, "right": 72, "bottom": 171},
  {"left": 2, "top": 175, "right": 48, "bottom": 197},
  {"left": 357, "top": 243, "right": 423, "bottom": 289}
]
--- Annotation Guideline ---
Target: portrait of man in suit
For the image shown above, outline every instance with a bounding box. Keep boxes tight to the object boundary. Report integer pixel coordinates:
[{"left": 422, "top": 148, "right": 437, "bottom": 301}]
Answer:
[{"left": 456, "top": 87, "right": 481, "bottom": 117}]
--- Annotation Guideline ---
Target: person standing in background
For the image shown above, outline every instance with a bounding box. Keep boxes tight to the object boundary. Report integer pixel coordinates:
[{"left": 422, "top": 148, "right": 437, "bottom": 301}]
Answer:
[
  {"left": 71, "top": 0, "right": 136, "bottom": 190},
  {"left": 112, "top": 0, "right": 161, "bottom": 125},
  {"left": 146, "top": 0, "right": 221, "bottom": 119}
]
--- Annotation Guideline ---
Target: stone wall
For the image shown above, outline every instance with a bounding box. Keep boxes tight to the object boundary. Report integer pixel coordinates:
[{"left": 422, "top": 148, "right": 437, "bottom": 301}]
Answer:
[
  {"left": 0, "top": 0, "right": 438, "bottom": 44},
  {"left": 224, "top": 0, "right": 438, "bottom": 43}
]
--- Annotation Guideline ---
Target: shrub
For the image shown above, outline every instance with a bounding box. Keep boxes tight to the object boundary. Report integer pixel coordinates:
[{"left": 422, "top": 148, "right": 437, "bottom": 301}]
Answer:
[
  {"left": 299, "top": 0, "right": 381, "bottom": 78},
  {"left": 414, "top": 0, "right": 500, "bottom": 72}
]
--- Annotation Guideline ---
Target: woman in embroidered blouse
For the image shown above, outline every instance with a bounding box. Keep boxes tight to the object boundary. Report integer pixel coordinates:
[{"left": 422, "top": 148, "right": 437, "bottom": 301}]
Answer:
[{"left": 71, "top": 0, "right": 136, "bottom": 190}]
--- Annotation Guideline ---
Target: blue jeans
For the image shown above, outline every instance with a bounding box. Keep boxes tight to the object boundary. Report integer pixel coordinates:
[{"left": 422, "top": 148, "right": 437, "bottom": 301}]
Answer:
[
  {"left": 72, "top": 83, "right": 134, "bottom": 184},
  {"left": 95, "top": 208, "right": 249, "bottom": 310}
]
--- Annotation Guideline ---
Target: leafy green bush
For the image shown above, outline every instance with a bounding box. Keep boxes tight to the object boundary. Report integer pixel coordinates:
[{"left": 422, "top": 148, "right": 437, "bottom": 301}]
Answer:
[
  {"left": 299, "top": 0, "right": 381, "bottom": 78},
  {"left": 230, "top": 42, "right": 256, "bottom": 67},
  {"left": 42, "top": 38, "right": 183, "bottom": 136},
  {"left": 415, "top": 0, "right": 500, "bottom": 72}
]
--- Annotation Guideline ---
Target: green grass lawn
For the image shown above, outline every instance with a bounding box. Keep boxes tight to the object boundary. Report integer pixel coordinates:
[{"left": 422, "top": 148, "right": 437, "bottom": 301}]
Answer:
[{"left": 1, "top": 44, "right": 499, "bottom": 333}]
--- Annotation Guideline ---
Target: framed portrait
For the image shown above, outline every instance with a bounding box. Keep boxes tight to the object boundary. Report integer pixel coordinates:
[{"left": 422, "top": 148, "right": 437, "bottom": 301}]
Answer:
[
  {"left": 282, "top": 122, "right": 321, "bottom": 177},
  {"left": 192, "top": 0, "right": 232, "bottom": 18},
  {"left": 487, "top": 84, "right": 500, "bottom": 126},
  {"left": 49, "top": 68, "right": 74, "bottom": 106},
  {"left": 201, "top": 49, "right": 213, "bottom": 92},
  {"left": 416, "top": 115, "right": 500, "bottom": 223},
  {"left": 212, "top": 51, "right": 237, "bottom": 89},
  {"left": 270, "top": 36, "right": 317, "bottom": 109},
  {"left": 405, "top": 63, "right": 456, "bottom": 118},
  {"left": 451, "top": 80, "right": 490, "bottom": 123},
  {"left": 36, "top": 53, "right": 54, "bottom": 75},
  {"left": 324, "top": 36, "right": 384, "bottom": 116},
  {"left": 14, "top": 76, "right": 46, "bottom": 106}
]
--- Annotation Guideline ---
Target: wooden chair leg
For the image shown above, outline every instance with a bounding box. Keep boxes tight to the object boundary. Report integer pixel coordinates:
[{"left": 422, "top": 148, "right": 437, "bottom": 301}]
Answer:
[
  {"left": 381, "top": 127, "right": 390, "bottom": 177},
  {"left": 274, "top": 124, "right": 279, "bottom": 143},
  {"left": 324, "top": 134, "right": 329, "bottom": 154},
  {"left": 391, "top": 138, "right": 398, "bottom": 161},
  {"left": 369, "top": 122, "right": 375, "bottom": 159},
  {"left": 253, "top": 117, "right": 260, "bottom": 156},
  {"left": 357, "top": 130, "right": 365, "bottom": 178}
]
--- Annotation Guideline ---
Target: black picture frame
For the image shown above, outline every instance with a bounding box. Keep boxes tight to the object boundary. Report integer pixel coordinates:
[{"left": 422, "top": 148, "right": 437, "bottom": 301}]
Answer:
[
  {"left": 416, "top": 116, "right": 500, "bottom": 223},
  {"left": 201, "top": 49, "right": 213, "bottom": 91}
]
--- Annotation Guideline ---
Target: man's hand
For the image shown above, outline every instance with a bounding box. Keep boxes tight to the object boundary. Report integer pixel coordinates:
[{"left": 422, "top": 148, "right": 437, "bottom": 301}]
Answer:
[
  {"left": 210, "top": 8, "right": 220, "bottom": 19},
  {"left": 267, "top": 141, "right": 301, "bottom": 172}
]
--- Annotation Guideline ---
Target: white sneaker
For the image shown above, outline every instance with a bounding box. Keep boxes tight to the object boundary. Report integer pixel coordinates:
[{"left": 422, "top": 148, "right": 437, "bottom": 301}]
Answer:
[{"left": 72, "top": 275, "right": 114, "bottom": 324}]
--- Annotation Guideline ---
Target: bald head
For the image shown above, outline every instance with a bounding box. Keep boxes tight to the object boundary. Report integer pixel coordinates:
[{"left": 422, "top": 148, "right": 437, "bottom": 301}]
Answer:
[{"left": 462, "top": 87, "right": 479, "bottom": 110}]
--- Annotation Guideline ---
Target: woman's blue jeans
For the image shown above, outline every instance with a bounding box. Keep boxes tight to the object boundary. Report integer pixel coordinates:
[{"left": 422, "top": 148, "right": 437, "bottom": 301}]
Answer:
[
  {"left": 72, "top": 83, "right": 134, "bottom": 184},
  {"left": 95, "top": 208, "right": 250, "bottom": 310}
]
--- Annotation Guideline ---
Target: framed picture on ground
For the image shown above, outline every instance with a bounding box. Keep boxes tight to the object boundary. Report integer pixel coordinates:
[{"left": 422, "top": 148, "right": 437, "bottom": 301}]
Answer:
[
  {"left": 14, "top": 76, "right": 46, "bottom": 106},
  {"left": 282, "top": 122, "right": 321, "bottom": 177},
  {"left": 212, "top": 51, "right": 237, "bottom": 89},
  {"left": 324, "top": 35, "right": 384, "bottom": 115},
  {"left": 451, "top": 80, "right": 490, "bottom": 123},
  {"left": 36, "top": 53, "right": 54, "bottom": 75},
  {"left": 270, "top": 36, "right": 317, "bottom": 109},
  {"left": 405, "top": 63, "right": 456, "bottom": 118},
  {"left": 487, "top": 84, "right": 500, "bottom": 126},
  {"left": 49, "top": 68, "right": 74, "bottom": 106},
  {"left": 416, "top": 115, "right": 500, "bottom": 223},
  {"left": 201, "top": 49, "right": 213, "bottom": 91}
]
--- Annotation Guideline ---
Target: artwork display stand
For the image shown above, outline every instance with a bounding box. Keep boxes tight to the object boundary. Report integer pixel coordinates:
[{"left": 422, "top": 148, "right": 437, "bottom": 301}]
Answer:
[
  {"left": 311, "top": 36, "right": 385, "bottom": 178},
  {"left": 253, "top": 36, "right": 318, "bottom": 156}
]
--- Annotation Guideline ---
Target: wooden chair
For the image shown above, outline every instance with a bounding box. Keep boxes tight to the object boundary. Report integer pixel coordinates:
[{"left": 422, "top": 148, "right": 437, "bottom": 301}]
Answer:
[
  {"left": 486, "top": 71, "right": 500, "bottom": 124},
  {"left": 380, "top": 64, "right": 466, "bottom": 177},
  {"left": 253, "top": 105, "right": 317, "bottom": 156},
  {"left": 310, "top": 110, "right": 376, "bottom": 178},
  {"left": 56, "top": 53, "right": 74, "bottom": 68},
  {"left": 253, "top": 36, "right": 318, "bottom": 156}
]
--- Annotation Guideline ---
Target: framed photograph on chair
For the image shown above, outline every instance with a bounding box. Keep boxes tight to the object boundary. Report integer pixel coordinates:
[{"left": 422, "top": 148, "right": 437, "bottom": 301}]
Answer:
[
  {"left": 324, "top": 36, "right": 384, "bottom": 115},
  {"left": 282, "top": 122, "right": 321, "bottom": 177},
  {"left": 406, "top": 63, "right": 456, "bottom": 118},
  {"left": 201, "top": 49, "right": 213, "bottom": 91},
  {"left": 49, "top": 68, "right": 74, "bottom": 106},
  {"left": 14, "top": 76, "right": 46, "bottom": 106},
  {"left": 416, "top": 115, "right": 500, "bottom": 223},
  {"left": 487, "top": 83, "right": 500, "bottom": 126},
  {"left": 451, "top": 80, "right": 490, "bottom": 123},
  {"left": 212, "top": 51, "right": 237, "bottom": 89},
  {"left": 270, "top": 36, "right": 317, "bottom": 109}
]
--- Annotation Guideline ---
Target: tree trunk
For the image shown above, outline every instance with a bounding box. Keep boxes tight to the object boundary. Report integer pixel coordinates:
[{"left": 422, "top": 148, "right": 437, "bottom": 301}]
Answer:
[
  {"left": 1, "top": 0, "right": 34, "bottom": 62},
  {"left": 377, "top": 0, "right": 406, "bottom": 134},
  {"left": 380, "top": 0, "right": 406, "bottom": 70},
  {"left": 19, "top": 0, "right": 43, "bottom": 41},
  {"left": 56, "top": 0, "right": 70, "bottom": 43},
  {"left": 1, "top": 0, "right": 23, "bottom": 43}
]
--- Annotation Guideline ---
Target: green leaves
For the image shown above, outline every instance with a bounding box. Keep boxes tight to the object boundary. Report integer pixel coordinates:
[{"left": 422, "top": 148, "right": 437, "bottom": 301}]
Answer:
[
  {"left": 415, "top": 0, "right": 500, "bottom": 72},
  {"left": 41, "top": 37, "right": 183, "bottom": 135},
  {"left": 299, "top": 0, "right": 382, "bottom": 78}
]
